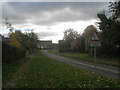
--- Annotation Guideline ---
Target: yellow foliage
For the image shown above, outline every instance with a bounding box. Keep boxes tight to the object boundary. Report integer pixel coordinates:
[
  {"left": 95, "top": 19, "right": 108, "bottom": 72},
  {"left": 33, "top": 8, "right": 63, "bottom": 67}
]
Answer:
[{"left": 9, "top": 31, "right": 22, "bottom": 47}]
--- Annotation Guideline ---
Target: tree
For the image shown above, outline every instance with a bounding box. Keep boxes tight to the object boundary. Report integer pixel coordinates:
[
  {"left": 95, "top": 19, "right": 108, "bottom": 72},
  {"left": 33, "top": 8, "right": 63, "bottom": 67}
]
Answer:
[
  {"left": 109, "top": 1, "right": 120, "bottom": 21},
  {"left": 97, "top": 13, "right": 112, "bottom": 47},
  {"left": 97, "top": 1, "right": 120, "bottom": 57},
  {"left": 27, "top": 32, "right": 38, "bottom": 50},
  {"left": 5, "top": 17, "right": 14, "bottom": 33},
  {"left": 58, "top": 40, "right": 67, "bottom": 52},
  {"left": 74, "top": 35, "right": 85, "bottom": 52},
  {"left": 9, "top": 30, "right": 22, "bottom": 47},
  {"left": 63, "top": 29, "right": 79, "bottom": 49},
  {"left": 9, "top": 30, "right": 38, "bottom": 51}
]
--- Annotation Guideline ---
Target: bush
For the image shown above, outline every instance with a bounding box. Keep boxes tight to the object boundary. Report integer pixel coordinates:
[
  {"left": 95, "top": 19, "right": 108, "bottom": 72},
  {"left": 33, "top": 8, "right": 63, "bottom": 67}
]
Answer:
[
  {"left": 96, "top": 44, "right": 120, "bottom": 57},
  {"left": 2, "top": 41, "right": 25, "bottom": 63}
]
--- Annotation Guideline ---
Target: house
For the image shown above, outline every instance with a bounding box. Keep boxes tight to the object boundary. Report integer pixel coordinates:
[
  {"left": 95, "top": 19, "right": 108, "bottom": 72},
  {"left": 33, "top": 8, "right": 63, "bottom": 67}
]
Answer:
[
  {"left": 82, "top": 25, "right": 97, "bottom": 52},
  {"left": 71, "top": 25, "right": 97, "bottom": 53},
  {"left": 38, "top": 40, "right": 52, "bottom": 49}
]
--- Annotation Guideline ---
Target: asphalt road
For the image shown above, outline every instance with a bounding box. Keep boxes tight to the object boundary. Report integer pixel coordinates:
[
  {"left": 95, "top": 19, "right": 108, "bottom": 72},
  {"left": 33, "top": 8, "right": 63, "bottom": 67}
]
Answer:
[{"left": 41, "top": 50, "right": 119, "bottom": 79}]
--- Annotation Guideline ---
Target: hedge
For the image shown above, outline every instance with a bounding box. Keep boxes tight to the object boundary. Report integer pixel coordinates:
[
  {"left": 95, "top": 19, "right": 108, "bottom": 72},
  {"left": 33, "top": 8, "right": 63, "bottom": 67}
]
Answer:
[{"left": 2, "top": 41, "right": 25, "bottom": 63}]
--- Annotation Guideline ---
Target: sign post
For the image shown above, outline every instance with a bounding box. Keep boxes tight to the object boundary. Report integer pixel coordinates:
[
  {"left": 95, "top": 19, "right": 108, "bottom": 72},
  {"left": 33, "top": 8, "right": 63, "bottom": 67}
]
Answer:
[
  {"left": 94, "top": 47, "right": 96, "bottom": 78},
  {"left": 89, "top": 31, "right": 101, "bottom": 78}
]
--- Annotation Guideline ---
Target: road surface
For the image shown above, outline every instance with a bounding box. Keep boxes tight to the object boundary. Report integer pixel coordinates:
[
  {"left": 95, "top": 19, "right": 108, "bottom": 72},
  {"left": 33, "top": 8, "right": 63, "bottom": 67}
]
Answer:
[{"left": 41, "top": 50, "right": 119, "bottom": 79}]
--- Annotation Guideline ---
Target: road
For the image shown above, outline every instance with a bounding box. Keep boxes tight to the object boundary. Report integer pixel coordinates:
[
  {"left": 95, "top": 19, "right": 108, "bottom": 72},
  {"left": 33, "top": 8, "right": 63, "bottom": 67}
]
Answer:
[{"left": 41, "top": 50, "right": 119, "bottom": 79}]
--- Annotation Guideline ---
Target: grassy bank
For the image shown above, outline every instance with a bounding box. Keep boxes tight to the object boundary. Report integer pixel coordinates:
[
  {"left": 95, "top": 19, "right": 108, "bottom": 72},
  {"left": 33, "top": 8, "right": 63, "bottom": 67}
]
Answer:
[
  {"left": 15, "top": 51, "right": 119, "bottom": 88},
  {"left": 2, "top": 56, "right": 30, "bottom": 86},
  {"left": 49, "top": 49, "right": 119, "bottom": 67}
]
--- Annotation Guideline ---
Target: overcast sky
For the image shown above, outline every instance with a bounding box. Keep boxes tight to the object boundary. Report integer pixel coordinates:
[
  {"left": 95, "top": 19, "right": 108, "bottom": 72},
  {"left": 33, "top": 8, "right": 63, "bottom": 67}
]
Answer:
[{"left": 1, "top": 2, "right": 110, "bottom": 43}]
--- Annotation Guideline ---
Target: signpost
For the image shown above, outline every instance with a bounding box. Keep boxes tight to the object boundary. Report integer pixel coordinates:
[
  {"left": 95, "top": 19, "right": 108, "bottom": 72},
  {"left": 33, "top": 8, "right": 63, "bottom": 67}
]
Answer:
[{"left": 89, "top": 31, "right": 101, "bottom": 78}]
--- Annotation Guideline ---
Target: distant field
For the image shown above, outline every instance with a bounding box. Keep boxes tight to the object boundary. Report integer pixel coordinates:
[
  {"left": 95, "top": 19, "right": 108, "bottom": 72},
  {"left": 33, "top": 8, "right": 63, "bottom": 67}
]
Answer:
[
  {"left": 15, "top": 51, "right": 120, "bottom": 88},
  {"left": 49, "top": 49, "right": 119, "bottom": 67}
]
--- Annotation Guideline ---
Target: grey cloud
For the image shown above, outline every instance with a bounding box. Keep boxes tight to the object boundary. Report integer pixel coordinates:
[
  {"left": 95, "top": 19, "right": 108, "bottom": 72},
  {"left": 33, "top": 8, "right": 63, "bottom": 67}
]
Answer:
[
  {"left": 2, "top": 2, "right": 109, "bottom": 26},
  {"left": 37, "top": 31, "right": 58, "bottom": 39}
]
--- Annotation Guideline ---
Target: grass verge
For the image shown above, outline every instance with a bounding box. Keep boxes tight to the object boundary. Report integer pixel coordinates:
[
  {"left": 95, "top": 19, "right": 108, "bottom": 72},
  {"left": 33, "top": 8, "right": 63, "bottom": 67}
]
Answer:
[
  {"left": 15, "top": 51, "right": 120, "bottom": 88},
  {"left": 49, "top": 49, "right": 119, "bottom": 67},
  {"left": 2, "top": 56, "right": 30, "bottom": 87}
]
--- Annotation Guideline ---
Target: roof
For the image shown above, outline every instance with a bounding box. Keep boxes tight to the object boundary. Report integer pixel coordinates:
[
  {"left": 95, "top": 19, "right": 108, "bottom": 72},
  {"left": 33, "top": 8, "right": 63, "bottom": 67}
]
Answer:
[
  {"left": 83, "top": 25, "right": 97, "bottom": 39},
  {"left": 39, "top": 40, "right": 52, "bottom": 44}
]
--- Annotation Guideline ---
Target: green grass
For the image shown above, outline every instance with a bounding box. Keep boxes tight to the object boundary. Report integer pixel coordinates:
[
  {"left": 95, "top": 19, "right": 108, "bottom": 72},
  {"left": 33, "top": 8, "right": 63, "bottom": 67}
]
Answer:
[
  {"left": 15, "top": 51, "right": 120, "bottom": 88},
  {"left": 2, "top": 56, "right": 30, "bottom": 86},
  {"left": 49, "top": 49, "right": 119, "bottom": 67}
]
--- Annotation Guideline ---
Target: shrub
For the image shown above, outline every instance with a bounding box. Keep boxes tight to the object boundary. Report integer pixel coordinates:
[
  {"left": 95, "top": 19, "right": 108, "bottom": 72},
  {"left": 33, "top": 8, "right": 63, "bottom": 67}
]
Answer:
[{"left": 2, "top": 41, "right": 25, "bottom": 63}]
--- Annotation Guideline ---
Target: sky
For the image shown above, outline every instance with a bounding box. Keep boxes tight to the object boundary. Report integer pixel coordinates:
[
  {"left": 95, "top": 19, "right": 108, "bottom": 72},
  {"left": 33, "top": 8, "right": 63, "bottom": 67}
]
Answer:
[{"left": 0, "top": 1, "right": 110, "bottom": 43}]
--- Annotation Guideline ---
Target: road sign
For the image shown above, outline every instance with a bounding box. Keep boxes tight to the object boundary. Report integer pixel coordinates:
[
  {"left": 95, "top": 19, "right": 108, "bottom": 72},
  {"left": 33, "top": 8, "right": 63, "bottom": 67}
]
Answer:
[
  {"left": 90, "top": 31, "right": 101, "bottom": 47},
  {"left": 90, "top": 41, "right": 101, "bottom": 47},
  {"left": 89, "top": 31, "right": 101, "bottom": 79},
  {"left": 90, "top": 31, "right": 100, "bottom": 41}
]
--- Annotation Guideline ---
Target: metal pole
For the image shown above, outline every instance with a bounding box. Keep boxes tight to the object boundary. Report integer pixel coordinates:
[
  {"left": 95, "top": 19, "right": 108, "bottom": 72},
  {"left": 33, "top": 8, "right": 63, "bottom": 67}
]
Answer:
[{"left": 94, "top": 47, "right": 96, "bottom": 78}]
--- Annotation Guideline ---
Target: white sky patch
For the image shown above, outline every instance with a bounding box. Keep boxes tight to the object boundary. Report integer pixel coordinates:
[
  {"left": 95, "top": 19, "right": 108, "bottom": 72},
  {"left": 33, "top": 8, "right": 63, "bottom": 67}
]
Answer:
[{"left": 31, "top": 19, "right": 97, "bottom": 43}]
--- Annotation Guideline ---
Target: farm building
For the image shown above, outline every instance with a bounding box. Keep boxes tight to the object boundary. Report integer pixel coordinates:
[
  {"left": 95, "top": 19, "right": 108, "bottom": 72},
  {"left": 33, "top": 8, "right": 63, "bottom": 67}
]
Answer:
[{"left": 38, "top": 40, "right": 52, "bottom": 49}]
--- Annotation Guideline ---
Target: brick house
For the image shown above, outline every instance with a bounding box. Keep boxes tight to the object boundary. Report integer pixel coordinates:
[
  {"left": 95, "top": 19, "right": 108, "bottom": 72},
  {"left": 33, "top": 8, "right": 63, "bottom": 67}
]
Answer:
[{"left": 82, "top": 25, "right": 97, "bottom": 52}]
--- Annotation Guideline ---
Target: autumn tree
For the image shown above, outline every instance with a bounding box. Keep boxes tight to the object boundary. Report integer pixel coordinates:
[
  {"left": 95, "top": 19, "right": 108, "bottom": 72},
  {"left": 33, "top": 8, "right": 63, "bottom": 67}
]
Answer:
[
  {"left": 5, "top": 17, "right": 14, "bottom": 33},
  {"left": 9, "top": 30, "right": 22, "bottom": 47},
  {"left": 3, "top": 17, "right": 38, "bottom": 64}
]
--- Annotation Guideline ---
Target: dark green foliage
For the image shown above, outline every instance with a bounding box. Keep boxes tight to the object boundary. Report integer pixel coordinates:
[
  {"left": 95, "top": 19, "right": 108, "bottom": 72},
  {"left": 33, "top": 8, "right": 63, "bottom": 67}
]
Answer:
[
  {"left": 58, "top": 40, "right": 70, "bottom": 52},
  {"left": 59, "top": 36, "right": 85, "bottom": 53},
  {"left": 76, "top": 36, "right": 85, "bottom": 52},
  {"left": 97, "top": 1, "right": 120, "bottom": 57},
  {"left": 2, "top": 31, "right": 38, "bottom": 64},
  {"left": 25, "top": 32, "right": 38, "bottom": 50},
  {"left": 2, "top": 41, "right": 25, "bottom": 63},
  {"left": 109, "top": 1, "right": 120, "bottom": 20},
  {"left": 61, "top": 29, "right": 79, "bottom": 51},
  {"left": 59, "top": 29, "right": 84, "bottom": 52}
]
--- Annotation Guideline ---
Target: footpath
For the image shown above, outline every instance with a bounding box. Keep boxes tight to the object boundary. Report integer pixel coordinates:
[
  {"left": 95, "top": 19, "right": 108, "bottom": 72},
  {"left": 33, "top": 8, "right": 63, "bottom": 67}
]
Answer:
[{"left": 4, "top": 54, "right": 34, "bottom": 88}]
